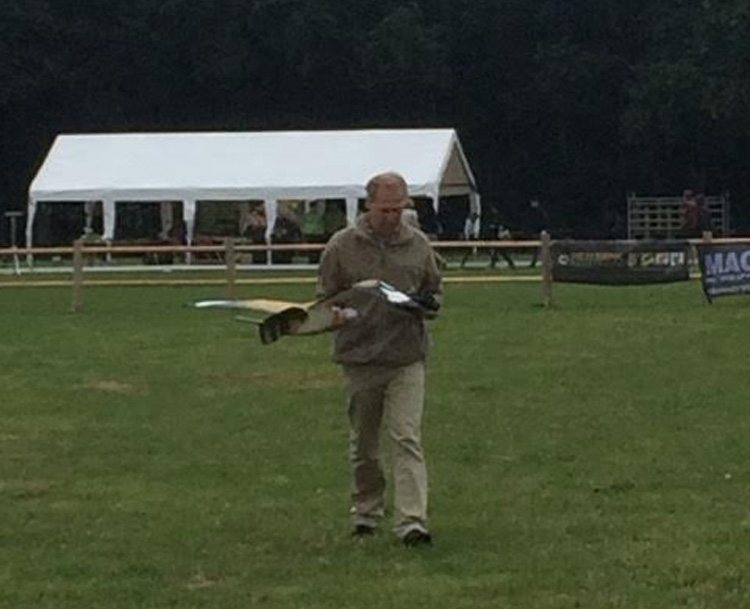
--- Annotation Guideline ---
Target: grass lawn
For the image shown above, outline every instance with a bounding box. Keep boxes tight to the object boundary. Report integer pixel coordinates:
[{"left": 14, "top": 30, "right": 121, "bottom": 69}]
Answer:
[{"left": 2, "top": 279, "right": 750, "bottom": 608}]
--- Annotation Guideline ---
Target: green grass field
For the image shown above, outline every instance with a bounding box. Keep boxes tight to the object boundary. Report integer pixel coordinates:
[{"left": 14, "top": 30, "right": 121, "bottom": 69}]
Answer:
[{"left": 2, "top": 278, "right": 750, "bottom": 608}]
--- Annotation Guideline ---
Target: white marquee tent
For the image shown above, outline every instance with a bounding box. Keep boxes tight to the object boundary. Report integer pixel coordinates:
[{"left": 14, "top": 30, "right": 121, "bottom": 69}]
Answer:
[{"left": 26, "top": 128, "right": 479, "bottom": 247}]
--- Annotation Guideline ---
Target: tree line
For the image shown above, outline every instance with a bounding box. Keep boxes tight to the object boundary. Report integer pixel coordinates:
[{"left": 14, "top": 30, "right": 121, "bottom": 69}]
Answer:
[{"left": 3, "top": 0, "right": 750, "bottom": 243}]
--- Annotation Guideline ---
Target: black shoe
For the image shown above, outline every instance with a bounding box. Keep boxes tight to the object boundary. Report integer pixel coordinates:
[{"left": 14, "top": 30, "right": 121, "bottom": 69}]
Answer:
[
  {"left": 352, "top": 524, "right": 376, "bottom": 538},
  {"left": 402, "top": 529, "right": 432, "bottom": 547}
]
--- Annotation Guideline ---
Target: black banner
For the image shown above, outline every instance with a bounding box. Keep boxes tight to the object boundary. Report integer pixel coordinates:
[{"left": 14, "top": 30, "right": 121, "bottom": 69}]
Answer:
[
  {"left": 696, "top": 242, "right": 750, "bottom": 301},
  {"left": 551, "top": 240, "right": 691, "bottom": 285}
]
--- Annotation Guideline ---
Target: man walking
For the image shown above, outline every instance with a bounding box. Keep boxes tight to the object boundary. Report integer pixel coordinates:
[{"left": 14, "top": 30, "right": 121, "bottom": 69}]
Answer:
[{"left": 317, "top": 172, "right": 442, "bottom": 547}]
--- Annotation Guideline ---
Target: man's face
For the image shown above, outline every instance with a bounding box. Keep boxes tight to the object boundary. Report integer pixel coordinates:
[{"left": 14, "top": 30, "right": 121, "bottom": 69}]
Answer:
[{"left": 367, "top": 181, "right": 407, "bottom": 237}]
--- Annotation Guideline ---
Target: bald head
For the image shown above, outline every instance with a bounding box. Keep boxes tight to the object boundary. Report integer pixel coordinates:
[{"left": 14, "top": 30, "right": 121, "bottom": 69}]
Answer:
[
  {"left": 365, "top": 172, "right": 409, "bottom": 237},
  {"left": 366, "top": 172, "right": 408, "bottom": 202}
]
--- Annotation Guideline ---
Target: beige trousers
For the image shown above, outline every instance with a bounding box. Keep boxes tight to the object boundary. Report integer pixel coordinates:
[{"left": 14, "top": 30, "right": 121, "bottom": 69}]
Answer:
[{"left": 342, "top": 361, "right": 429, "bottom": 538}]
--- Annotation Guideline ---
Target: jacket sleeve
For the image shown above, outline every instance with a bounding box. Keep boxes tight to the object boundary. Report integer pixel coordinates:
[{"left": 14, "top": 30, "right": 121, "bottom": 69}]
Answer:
[
  {"left": 316, "top": 239, "right": 346, "bottom": 299},
  {"left": 420, "top": 246, "right": 444, "bottom": 312}
]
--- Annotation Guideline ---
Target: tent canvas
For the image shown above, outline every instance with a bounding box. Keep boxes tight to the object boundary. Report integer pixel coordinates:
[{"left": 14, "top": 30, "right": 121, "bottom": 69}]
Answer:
[{"left": 27, "top": 128, "right": 479, "bottom": 247}]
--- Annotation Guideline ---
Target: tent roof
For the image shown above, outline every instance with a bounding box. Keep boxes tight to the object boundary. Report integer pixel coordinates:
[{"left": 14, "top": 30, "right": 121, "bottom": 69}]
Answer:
[{"left": 29, "top": 129, "right": 477, "bottom": 203}]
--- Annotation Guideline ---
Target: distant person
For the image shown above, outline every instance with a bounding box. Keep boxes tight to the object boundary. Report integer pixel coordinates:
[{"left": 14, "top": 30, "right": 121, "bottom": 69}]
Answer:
[
  {"left": 460, "top": 211, "right": 481, "bottom": 268},
  {"left": 679, "top": 189, "right": 700, "bottom": 237},
  {"left": 604, "top": 204, "right": 626, "bottom": 239},
  {"left": 272, "top": 201, "right": 303, "bottom": 263},
  {"left": 526, "top": 199, "right": 548, "bottom": 268},
  {"left": 323, "top": 202, "right": 347, "bottom": 240},
  {"left": 478, "top": 205, "right": 514, "bottom": 269},
  {"left": 489, "top": 224, "right": 516, "bottom": 270},
  {"left": 247, "top": 204, "right": 267, "bottom": 264},
  {"left": 317, "top": 171, "right": 442, "bottom": 547},
  {"left": 157, "top": 201, "right": 174, "bottom": 242},
  {"left": 463, "top": 210, "right": 480, "bottom": 241},
  {"left": 301, "top": 201, "right": 326, "bottom": 263},
  {"left": 695, "top": 193, "right": 713, "bottom": 235}
]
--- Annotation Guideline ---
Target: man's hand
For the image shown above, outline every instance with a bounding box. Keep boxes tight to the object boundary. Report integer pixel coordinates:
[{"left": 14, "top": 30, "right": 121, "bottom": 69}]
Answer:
[
  {"left": 410, "top": 291, "right": 441, "bottom": 313},
  {"left": 331, "top": 306, "right": 358, "bottom": 327}
]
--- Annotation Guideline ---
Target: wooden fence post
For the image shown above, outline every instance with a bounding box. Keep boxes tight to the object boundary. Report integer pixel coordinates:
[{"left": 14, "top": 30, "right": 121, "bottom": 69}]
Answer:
[
  {"left": 225, "top": 238, "right": 237, "bottom": 299},
  {"left": 541, "top": 231, "right": 553, "bottom": 307},
  {"left": 697, "top": 230, "right": 713, "bottom": 270},
  {"left": 71, "top": 239, "right": 84, "bottom": 312}
]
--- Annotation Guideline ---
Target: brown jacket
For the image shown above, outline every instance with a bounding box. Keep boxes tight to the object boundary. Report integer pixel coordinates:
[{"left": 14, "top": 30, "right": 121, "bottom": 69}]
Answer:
[{"left": 317, "top": 215, "right": 442, "bottom": 366}]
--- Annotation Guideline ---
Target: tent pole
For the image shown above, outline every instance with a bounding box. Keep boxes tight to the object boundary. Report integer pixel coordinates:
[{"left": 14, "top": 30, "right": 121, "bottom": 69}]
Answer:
[
  {"left": 345, "top": 197, "right": 358, "bottom": 227},
  {"left": 264, "top": 200, "right": 278, "bottom": 266},
  {"left": 25, "top": 198, "right": 36, "bottom": 268},
  {"left": 183, "top": 199, "right": 196, "bottom": 264}
]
